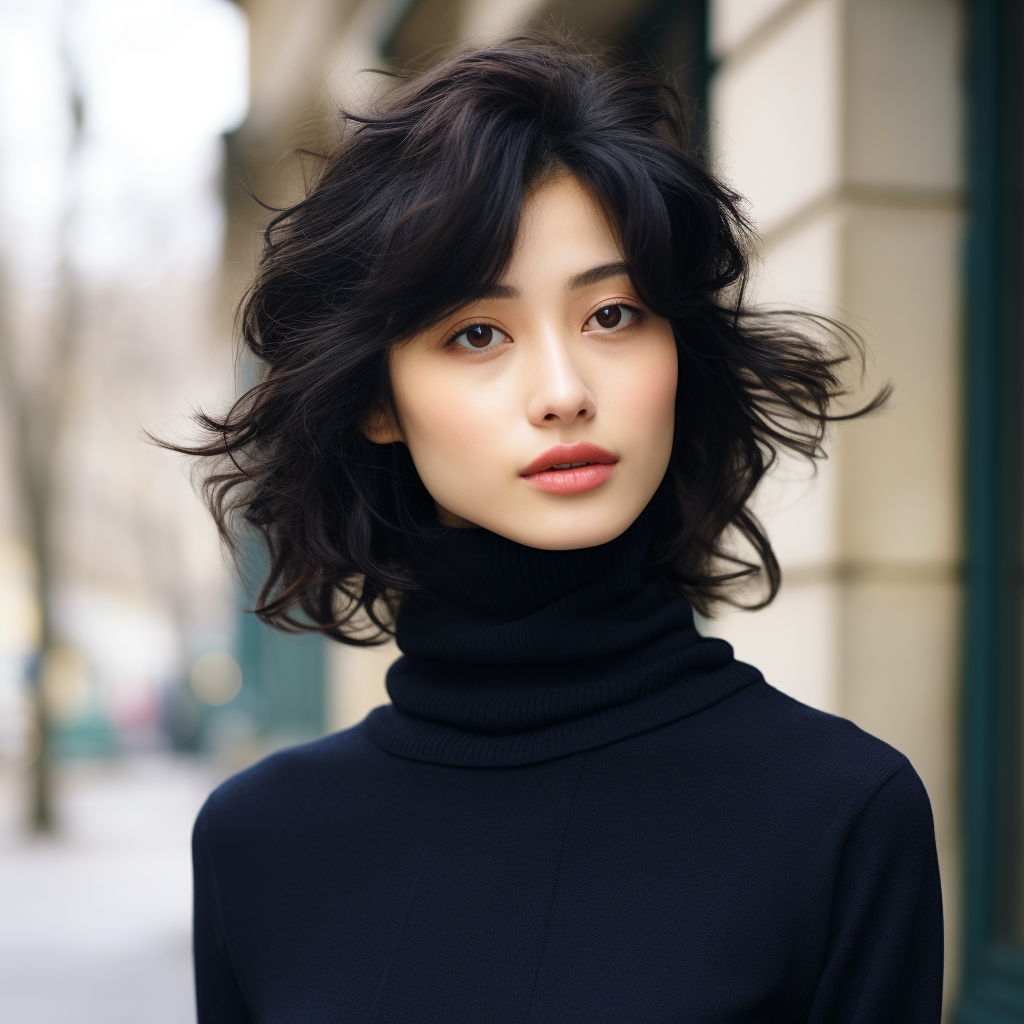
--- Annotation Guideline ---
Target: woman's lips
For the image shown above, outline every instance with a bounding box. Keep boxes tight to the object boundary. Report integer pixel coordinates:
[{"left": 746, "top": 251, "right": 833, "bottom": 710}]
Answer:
[
  {"left": 523, "top": 463, "right": 616, "bottom": 494},
  {"left": 520, "top": 442, "right": 618, "bottom": 495}
]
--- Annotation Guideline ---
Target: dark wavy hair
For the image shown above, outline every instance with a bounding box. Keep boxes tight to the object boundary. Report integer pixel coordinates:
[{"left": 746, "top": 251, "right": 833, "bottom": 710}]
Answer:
[{"left": 171, "top": 34, "right": 883, "bottom": 643}]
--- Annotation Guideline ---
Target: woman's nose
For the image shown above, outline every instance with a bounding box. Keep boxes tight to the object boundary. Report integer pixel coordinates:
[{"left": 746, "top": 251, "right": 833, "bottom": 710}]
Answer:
[{"left": 524, "top": 330, "right": 596, "bottom": 426}]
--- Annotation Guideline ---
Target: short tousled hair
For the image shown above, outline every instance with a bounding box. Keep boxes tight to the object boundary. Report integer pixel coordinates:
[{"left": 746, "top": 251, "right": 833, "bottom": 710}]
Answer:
[{"left": 170, "top": 34, "right": 882, "bottom": 643}]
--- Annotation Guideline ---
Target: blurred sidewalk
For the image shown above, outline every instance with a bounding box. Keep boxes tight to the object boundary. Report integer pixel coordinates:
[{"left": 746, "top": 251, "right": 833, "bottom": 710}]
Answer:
[{"left": 0, "top": 754, "right": 218, "bottom": 1024}]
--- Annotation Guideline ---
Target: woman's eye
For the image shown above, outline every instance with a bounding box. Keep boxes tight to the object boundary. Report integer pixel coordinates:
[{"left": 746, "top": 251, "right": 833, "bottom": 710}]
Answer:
[
  {"left": 450, "top": 324, "right": 509, "bottom": 351},
  {"left": 585, "top": 304, "right": 635, "bottom": 332}
]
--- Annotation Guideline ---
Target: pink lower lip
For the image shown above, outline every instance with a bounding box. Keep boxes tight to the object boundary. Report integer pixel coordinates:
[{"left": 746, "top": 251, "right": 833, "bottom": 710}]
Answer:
[{"left": 521, "top": 462, "right": 617, "bottom": 494}]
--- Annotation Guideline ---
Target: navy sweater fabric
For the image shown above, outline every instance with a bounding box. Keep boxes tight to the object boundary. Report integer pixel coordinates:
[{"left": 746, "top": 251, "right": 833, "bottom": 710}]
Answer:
[{"left": 193, "top": 510, "right": 943, "bottom": 1022}]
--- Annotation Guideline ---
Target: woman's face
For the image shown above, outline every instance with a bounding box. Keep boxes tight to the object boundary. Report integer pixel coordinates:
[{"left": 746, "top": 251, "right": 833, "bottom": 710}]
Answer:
[{"left": 370, "top": 173, "right": 678, "bottom": 550}]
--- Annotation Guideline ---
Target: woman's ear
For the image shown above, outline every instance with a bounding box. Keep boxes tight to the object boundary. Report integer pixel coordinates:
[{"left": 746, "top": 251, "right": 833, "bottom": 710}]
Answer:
[{"left": 362, "top": 405, "right": 405, "bottom": 445}]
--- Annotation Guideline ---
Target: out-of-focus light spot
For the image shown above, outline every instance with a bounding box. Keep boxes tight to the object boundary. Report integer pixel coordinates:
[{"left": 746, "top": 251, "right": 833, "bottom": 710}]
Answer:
[
  {"left": 75, "top": 0, "right": 249, "bottom": 146},
  {"left": 189, "top": 651, "right": 242, "bottom": 706},
  {"left": 41, "top": 646, "right": 92, "bottom": 724}
]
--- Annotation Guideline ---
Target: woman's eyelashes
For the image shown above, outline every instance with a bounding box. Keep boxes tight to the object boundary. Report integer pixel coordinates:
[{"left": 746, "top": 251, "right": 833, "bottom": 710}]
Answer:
[{"left": 448, "top": 323, "right": 510, "bottom": 352}]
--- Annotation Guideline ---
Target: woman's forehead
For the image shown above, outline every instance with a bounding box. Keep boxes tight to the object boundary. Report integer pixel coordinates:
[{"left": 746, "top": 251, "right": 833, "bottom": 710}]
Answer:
[{"left": 500, "top": 176, "right": 624, "bottom": 289}]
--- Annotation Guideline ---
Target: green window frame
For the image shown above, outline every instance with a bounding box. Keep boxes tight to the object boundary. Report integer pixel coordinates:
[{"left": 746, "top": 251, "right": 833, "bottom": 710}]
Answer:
[{"left": 956, "top": 0, "right": 1024, "bottom": 1019}]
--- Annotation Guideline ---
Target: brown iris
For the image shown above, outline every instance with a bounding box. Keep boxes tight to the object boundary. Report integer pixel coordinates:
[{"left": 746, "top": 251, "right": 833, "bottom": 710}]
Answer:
[
  {"left": 465, "top": 324, "right": 493, "bottom": 348},
  {"left": 594, "top": 305, "right": 622, "bottom": 328}
]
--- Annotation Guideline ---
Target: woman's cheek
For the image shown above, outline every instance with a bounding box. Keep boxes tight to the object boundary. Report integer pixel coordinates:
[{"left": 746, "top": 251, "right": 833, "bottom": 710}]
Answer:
[
  {"left": 403, "top": 380, "right": 503, "bottom": 498},
  {"left": 649, "top": 356, "right": 679, "bottom": 448},
  {"left": 607, "top": 340, "right": 677, "bottom": 456}
]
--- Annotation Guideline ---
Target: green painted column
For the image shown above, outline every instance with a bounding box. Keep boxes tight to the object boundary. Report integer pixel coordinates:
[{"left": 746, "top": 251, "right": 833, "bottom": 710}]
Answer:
[{"left": 236, "top": 608, "right": 326, "bottom": 746}]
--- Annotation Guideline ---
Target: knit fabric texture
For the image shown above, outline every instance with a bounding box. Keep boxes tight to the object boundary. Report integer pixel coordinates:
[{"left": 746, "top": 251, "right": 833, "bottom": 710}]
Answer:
[{"left": 368, "top": 506, "right": 760, "bottom": 765}]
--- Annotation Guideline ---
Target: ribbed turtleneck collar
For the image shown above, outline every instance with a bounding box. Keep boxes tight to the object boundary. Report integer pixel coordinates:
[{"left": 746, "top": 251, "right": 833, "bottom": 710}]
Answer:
[{"left": 364, "top": 505, "right": 760, "bottom": 767}]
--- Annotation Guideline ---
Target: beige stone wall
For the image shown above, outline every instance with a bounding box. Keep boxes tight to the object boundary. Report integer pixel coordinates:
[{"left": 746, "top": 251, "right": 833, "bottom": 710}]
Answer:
[
  {"left": 707, "top": 0, "right": 963, "bottom": 1004},
  {"left": 326, "top": 639, "right": 395, "bottom": 731}
]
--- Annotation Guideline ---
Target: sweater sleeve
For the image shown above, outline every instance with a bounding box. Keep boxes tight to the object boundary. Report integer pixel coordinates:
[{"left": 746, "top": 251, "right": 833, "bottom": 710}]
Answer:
[
  {"left": 805, "top": 762, "right": 944, "bottom": 1024},
  {"left": 193, "top": 811, "right": 253, "bottom": 1024}
]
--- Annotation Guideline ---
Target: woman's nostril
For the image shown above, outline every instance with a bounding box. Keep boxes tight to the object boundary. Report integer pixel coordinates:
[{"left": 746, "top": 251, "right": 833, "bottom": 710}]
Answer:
[{"left": 542, "top": 407, "right": 589, "bottom": 422}]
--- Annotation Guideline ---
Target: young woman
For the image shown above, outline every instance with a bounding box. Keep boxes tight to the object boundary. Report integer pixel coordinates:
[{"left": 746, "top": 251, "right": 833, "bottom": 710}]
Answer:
[{"left": 185, "top": 36, "right": 942, "bottom": 1023}]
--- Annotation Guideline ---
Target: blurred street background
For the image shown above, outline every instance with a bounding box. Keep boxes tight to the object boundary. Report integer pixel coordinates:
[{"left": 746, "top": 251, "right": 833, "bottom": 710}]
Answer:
[
  {"left": 0, "top": 0, "right": 1019, "bottom": 1022},
  {"left": 0, "top": 756, "right": 215, "bottom": 1022}
]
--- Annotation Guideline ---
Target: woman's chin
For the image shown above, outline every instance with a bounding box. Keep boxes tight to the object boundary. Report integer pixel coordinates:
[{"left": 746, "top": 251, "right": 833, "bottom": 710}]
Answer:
[{"left": 471, "top": 504, "right": 644, "bottom": 551}]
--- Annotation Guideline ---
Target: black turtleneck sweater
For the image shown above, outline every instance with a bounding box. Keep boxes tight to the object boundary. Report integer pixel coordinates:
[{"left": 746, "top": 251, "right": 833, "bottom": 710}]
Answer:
[{"left": 193, "top": 512, "right": 943, "bottom": 1023}]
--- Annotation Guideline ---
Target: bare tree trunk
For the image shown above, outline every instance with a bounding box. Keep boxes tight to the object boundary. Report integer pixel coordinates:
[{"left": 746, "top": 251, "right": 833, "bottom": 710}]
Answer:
[
  {"left": 22, "top": 406, "right": 59, "bottom": 834},
  {"left": 0, "top": 10, "right": 83, "bottom": 834},
  {"left": 0, "top": 223, "right": 78, "bottom": 833}
]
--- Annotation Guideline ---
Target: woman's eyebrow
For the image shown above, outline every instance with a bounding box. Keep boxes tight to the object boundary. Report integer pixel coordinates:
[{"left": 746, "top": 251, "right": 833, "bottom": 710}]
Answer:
[
  {"left": 468, "top": 282, "right": 520, "bottom": 301},
  {"left": 566, "top": 261, "right": 630, "bottom": 291}
]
